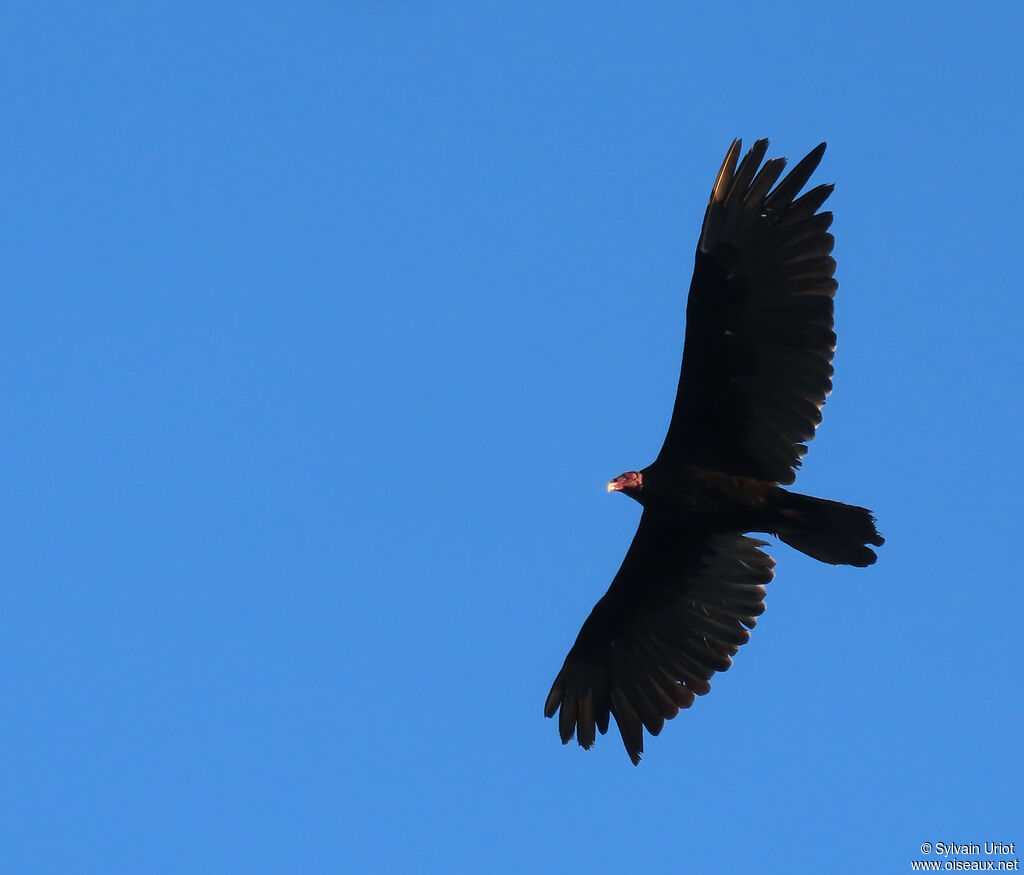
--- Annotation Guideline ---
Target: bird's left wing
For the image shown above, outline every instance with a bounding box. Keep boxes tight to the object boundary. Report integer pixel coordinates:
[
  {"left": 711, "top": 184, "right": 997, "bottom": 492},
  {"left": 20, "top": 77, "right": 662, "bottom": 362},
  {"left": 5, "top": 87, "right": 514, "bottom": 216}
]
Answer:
[{"left": 544, "top": 512, "right": 775, "bottom": 764}]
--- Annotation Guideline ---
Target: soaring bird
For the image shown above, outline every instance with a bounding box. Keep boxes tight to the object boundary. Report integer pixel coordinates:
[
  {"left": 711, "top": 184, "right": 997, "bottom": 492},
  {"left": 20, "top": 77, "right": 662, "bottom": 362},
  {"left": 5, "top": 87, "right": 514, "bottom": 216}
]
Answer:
[{"left": 544, "top": 139, "right": 883, "bottom": 765}]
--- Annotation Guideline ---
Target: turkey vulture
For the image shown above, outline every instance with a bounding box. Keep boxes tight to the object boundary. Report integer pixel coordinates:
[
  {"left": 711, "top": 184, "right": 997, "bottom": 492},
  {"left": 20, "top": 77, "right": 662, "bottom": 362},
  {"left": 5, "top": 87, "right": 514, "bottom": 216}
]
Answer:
[{"left": 544, "top": 139, "right": 883, "bottom": 765}]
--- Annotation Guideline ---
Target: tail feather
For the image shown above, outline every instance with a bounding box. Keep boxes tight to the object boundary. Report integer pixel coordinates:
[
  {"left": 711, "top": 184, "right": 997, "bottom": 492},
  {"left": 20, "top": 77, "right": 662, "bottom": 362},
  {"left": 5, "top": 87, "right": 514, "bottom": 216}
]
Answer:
[{"left": 776, "top": 491, "right": 884, "bottom": 567}]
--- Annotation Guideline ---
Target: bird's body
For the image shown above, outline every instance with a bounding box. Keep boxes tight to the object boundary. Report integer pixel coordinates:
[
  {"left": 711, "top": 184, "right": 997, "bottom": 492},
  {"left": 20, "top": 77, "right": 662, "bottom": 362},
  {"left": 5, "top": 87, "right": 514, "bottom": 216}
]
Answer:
[
  {"left": 626, "top": 463, "right": 775, "bottom": 525},
  {"left": 545, "top": 139, "right": 883, "bottom": 764}
]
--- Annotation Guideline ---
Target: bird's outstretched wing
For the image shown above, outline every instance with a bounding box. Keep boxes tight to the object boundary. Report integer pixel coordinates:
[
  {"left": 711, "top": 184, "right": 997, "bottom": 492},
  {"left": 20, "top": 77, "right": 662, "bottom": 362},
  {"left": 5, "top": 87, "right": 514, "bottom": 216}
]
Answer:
[
  {"left": 657, "top": 139, "right": 838, "bottom": 484},
  {"left": 544, "top": 512, "right": 775, "bottom": 764}
]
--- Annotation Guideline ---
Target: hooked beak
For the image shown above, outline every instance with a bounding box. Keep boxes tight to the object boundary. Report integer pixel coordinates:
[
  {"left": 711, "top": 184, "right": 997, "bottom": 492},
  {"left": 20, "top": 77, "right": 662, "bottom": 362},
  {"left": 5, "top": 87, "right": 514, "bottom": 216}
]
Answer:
[{"left": 607, "top": 471, "right": 643, "bottom": 493}]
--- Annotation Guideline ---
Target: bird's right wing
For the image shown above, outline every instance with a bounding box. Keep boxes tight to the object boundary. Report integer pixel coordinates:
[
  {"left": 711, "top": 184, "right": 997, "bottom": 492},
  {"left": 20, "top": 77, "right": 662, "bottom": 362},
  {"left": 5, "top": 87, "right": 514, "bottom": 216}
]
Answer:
[
  {"left": 657, "top": 139, "right": 839, "bottom": 484},
  {"left": 544, "top": 512, "right": 775, "bottom": 764}
]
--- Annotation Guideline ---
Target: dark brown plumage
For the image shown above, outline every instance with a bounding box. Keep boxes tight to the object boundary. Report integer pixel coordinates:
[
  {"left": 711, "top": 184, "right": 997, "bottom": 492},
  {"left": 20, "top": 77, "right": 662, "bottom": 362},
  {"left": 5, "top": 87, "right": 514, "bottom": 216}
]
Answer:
[{"left": 545, "top": 139, "right": 883, "bottom": 765}]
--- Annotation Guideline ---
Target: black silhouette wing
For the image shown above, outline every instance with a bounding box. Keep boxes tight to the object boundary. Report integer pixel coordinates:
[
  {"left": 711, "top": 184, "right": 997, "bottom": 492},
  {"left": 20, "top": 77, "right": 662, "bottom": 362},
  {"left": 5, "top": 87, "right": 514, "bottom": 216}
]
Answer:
[
  {"left": 544, "top": 512, "right": 775, "bottom": 764},
  {"left": 657, "top": 139, "right": 838, "bottom": 484}
]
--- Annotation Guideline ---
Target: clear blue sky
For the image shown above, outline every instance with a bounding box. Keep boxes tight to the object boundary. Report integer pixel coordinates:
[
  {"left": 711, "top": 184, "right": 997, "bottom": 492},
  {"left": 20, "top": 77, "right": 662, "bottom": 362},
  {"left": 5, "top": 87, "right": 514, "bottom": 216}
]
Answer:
[{"left": 4, "top": 2, "right": 1022, "bottom": 873}]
